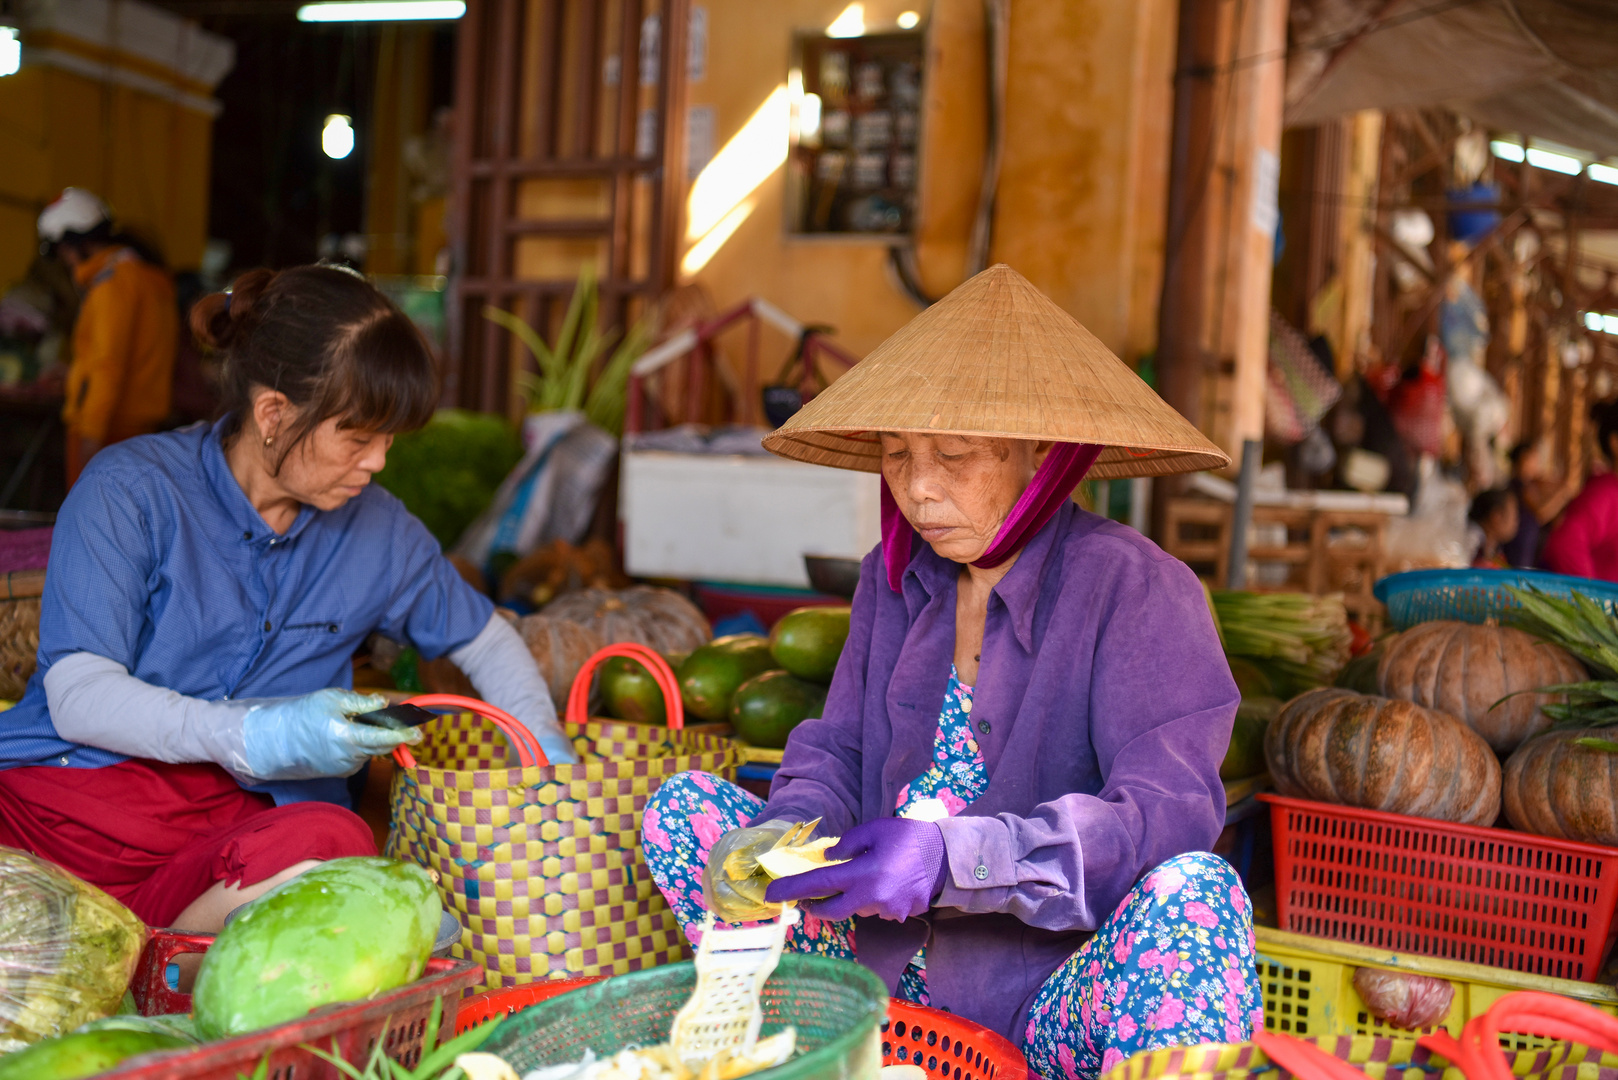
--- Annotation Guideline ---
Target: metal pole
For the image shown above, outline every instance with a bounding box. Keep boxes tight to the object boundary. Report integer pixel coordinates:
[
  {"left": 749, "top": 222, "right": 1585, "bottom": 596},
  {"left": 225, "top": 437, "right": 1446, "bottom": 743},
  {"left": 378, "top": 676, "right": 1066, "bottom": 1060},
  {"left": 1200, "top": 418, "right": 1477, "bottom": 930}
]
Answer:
[{"left": 1226, "top": 439, "right": 1262, "bottom": 589}]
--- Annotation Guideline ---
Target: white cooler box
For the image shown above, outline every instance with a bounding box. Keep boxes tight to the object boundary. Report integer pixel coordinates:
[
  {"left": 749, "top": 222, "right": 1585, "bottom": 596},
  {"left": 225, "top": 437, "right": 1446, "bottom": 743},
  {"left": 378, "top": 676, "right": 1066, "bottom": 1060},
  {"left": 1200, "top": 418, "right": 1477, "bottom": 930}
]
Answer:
[{"left": 620, "top": 450, "right": 880, "bottom": 588}]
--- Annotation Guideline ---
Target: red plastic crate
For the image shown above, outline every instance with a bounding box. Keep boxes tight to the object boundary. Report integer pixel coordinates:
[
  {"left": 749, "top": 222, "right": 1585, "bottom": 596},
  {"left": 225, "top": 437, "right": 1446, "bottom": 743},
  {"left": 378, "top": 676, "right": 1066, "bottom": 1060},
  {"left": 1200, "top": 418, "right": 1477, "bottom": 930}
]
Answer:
[
  {"left": 104, "top": 929, "right": 481, "bottom": 1079},
  {"left": 1262, "top": 793, "right": 1618, "bottom": 981},
  {"left": 456, "top": 980, "right": 1031, "bottom": 1079}
]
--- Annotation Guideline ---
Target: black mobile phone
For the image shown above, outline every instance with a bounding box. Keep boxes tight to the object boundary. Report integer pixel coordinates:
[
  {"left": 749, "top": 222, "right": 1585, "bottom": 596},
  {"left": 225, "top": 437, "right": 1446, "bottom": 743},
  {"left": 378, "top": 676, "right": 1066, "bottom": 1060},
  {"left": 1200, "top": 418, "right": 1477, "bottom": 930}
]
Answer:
[{"left": 348, "top": 704, "right": 438, "bottom": 730}]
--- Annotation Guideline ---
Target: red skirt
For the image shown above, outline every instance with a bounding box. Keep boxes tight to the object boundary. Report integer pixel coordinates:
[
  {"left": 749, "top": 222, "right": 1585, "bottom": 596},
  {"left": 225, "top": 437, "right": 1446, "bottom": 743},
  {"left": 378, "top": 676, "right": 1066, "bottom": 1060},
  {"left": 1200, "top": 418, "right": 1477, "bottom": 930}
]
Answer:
[{"left": 0, "top": 759, "right": 376, "bottom": 927}]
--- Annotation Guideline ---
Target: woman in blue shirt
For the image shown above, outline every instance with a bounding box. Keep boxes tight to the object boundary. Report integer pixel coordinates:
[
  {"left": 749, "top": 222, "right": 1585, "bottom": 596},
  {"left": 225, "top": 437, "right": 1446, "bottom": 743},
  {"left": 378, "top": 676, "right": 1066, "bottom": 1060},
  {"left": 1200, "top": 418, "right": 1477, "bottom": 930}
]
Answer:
[{"left": 0, "top": 266, "right": 574, "bottom": 932}]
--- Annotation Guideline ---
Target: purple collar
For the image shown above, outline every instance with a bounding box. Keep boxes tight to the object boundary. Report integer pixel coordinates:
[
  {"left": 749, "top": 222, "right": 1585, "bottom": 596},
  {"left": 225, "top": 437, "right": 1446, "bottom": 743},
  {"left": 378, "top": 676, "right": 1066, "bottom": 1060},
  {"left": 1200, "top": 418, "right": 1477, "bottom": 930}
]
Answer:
[{"left": 879, "top": 442, "right": 1103, "bottom": 592}]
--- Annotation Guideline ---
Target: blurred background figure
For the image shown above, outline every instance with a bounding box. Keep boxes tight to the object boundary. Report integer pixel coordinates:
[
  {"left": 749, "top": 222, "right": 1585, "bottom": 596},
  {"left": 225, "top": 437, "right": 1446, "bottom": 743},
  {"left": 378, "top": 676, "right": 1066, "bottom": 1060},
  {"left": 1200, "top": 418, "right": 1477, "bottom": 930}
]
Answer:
[
  {"left": 1541, "top": 402, "right": 1618, "bottom": 583},
  {"left": 1467, "top": 488, "right": 1518, "bottom": 569},
  {"left": 37, "top": 188, "right": 177, "bottom": 485}
]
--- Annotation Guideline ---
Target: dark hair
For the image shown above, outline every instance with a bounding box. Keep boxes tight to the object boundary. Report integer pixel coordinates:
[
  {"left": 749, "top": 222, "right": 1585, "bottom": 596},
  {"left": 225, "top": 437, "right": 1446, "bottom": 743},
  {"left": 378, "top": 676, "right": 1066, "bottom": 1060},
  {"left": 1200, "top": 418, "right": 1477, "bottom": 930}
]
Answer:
[
  {"left": 1469, "top": 487, "right": 1516, "bottom": 527},
  {"left": 1507, "top": 441, "right": 1536, "bottom": 469},
  {"left": 1593, "top": 400, "right": 1618, "bottom": 463},
  {"left": 191, "top": 265, "right": 437, "bottom": 471},
  {"left": 59, "top": 222, "right": 167, "bottom": 268}
]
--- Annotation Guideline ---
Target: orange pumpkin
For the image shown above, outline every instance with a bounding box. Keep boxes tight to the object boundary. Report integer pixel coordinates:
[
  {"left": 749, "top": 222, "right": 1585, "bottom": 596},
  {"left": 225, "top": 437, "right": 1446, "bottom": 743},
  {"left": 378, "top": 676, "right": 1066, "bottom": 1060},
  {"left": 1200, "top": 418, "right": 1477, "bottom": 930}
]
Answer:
[
  {"left": 1377, "top": 620, "right": 1586, "bottom": 753},
  {"left": 541, "top": 586, "right": 710, "bottom": 656},
  {"left": 1264, "top": 687, "right": 1501, "bottom": 825},
  {"left": 1503, "top": 729, "right": 1618, "bottom": 845}
]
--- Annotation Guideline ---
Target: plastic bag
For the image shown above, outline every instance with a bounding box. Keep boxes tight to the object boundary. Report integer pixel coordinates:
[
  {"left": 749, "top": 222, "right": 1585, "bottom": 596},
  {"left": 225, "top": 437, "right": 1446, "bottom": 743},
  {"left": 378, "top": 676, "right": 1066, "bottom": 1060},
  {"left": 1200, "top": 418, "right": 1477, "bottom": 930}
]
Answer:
[
  {"left": 0, "top": 847, "right": 147, "bottom": 1053},
  {"left": 1352, "top": 967, "right": 1454, "bottom": 1029}
]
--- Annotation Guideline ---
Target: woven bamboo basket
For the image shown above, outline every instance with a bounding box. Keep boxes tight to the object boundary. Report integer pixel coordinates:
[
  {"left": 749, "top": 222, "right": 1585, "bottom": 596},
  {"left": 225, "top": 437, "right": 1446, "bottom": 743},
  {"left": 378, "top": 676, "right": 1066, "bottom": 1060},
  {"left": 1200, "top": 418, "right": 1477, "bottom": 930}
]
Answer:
[{"left": 0, "top": 569, "right": 43, "bottom": 700}]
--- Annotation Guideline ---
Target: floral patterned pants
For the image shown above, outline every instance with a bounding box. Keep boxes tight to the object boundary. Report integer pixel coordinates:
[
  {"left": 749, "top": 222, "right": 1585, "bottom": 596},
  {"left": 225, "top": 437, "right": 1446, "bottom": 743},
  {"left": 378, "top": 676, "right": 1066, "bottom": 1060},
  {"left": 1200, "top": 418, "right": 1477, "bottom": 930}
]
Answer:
[{"left": 642, "top": 772, "right": 1262, "bottom": 1080}]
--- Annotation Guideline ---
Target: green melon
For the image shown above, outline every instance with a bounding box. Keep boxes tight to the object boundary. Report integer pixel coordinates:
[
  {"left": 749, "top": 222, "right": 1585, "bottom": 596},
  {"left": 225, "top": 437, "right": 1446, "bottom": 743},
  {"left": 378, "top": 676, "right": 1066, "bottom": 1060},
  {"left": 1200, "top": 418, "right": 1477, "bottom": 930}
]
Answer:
[
  {"left": 0, "top": 1029, "right": 191, "bottom": 1080},
  {"left": 729, "top": 670, "right": 828, "bottom": 748},
  {"left": 768, "top": 606, "right": 851, "bottom": 684},
  {"left": 677, "top": 635, "right": 778, "bottom": 722},
  {"left": 191, "top": 857, "right": 439, "bottom": 1039},
  {"left": 600, "top": 655, "right": 674, "bottom": 725},
  {"left": 1220, "top": 696, "right": 1280, "bottom": 781}
]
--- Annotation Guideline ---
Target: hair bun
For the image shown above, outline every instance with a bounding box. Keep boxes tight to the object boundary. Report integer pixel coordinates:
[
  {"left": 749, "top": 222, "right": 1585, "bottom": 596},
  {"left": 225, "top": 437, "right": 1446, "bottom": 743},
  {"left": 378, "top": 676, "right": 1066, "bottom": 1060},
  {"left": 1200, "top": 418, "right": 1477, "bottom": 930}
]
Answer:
[{"left": 189, "top": 268, "right": 276, "bottom": 350}]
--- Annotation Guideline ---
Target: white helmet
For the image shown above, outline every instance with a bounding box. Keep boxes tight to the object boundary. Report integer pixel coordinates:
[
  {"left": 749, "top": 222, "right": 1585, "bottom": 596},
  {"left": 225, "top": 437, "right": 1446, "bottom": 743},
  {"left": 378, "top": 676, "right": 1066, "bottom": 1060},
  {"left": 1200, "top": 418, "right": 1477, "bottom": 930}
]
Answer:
[{"left": 38, "top": 188, "right": 111, "bottom": 245}]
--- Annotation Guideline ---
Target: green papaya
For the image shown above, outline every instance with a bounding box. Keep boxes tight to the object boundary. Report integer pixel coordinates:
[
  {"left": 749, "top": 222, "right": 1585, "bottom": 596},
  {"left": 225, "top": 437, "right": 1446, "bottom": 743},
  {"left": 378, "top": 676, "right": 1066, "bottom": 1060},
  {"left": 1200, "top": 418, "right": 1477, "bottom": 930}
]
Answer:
[
  {"left": 192, "top": 857, "right": 440, "bottom": 1039},
  {"left": 600, "top": 655, "right": 670, "bottom": 725},
  {"left": 75, "top": 1013, "right": 199, "bottom": 1043},
  {"left": 0, "top": 1029, "right": 190, "bottom": 1079},
  {"left": 768, "top": 606, "right": 851, "bottom": 684},
  {"left": 729, "top": 670, "right": 828, "bottom": 748},
  {"left": 677, "top": 635, "right": 778, "bottom": 722}
]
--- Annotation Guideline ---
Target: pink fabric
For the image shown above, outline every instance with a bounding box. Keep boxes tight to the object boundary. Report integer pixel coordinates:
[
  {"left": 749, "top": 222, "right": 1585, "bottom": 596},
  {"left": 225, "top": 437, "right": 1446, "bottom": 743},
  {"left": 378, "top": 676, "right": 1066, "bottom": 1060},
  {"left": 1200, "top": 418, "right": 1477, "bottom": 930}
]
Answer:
[
  {"left": 880, "top": 443, "right": 1104, "bottom": 591},
  {"left": 1542, "top": 472, "right": 1618, "bottom": 583},
  {"left": 0, "top": 527, "right": 51, "bottom": 573}
]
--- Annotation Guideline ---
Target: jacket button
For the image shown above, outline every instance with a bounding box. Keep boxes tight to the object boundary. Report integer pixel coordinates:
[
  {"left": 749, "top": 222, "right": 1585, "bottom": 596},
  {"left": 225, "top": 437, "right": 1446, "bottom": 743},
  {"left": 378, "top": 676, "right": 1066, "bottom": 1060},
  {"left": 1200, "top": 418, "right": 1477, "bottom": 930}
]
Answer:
[
  {"left": 973, "top": 865, "right": 988, "bottom": 880},
  {"left": 242, "top": 531, "right": 251, "bottom": 540},
  {"left": 263, "top": 620, "right": 272, "bottom": 632},
  {"left": 977, "top": 719, "right": 991, "bottom": 735}
]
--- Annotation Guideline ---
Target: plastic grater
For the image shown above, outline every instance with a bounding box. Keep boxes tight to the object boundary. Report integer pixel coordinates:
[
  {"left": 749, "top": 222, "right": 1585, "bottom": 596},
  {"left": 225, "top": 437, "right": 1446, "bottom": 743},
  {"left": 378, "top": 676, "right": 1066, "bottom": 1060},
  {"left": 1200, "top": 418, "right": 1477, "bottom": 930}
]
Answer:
[{"left": 668, "top": 905, "right": 801, "bottom": 1068}]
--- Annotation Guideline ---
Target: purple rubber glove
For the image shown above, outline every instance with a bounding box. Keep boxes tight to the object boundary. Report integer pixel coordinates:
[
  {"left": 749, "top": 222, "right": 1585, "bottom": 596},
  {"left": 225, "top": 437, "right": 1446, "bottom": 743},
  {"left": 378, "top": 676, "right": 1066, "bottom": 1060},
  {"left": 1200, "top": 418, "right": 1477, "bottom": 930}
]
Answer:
[{"left": 763, "top": 816, "right": 948, "bottom": 922}]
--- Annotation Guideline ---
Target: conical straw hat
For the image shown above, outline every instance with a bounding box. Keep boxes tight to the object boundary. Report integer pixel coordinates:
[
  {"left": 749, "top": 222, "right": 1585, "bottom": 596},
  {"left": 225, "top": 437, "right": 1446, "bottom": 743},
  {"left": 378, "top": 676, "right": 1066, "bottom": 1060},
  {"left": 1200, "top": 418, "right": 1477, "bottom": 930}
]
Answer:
[{"left": 762, "top": 264, "right": 1229, "bottom": 479}]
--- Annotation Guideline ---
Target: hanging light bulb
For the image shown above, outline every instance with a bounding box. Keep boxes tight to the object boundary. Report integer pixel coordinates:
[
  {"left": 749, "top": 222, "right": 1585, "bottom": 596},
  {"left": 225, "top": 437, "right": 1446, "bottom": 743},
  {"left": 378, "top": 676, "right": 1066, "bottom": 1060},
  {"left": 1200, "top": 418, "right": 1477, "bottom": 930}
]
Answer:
[{"left": 322, "top": 114, "right": 355, "bottom": 159}]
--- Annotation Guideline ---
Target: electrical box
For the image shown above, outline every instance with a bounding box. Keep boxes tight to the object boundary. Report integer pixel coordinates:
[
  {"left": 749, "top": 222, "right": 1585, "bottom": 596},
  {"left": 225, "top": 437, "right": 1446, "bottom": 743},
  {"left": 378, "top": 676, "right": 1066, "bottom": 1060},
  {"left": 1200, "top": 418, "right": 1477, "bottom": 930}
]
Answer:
[{"left": 787, "top": 29, "right": 926, "bottom": 236}]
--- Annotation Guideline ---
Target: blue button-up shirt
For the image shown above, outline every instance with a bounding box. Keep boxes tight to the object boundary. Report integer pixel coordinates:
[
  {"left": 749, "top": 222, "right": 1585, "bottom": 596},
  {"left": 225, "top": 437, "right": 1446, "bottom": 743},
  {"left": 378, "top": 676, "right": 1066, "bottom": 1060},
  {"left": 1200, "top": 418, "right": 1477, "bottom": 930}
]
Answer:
[{"left": 2, "top": 419, "right": 493, "bottom": 803}]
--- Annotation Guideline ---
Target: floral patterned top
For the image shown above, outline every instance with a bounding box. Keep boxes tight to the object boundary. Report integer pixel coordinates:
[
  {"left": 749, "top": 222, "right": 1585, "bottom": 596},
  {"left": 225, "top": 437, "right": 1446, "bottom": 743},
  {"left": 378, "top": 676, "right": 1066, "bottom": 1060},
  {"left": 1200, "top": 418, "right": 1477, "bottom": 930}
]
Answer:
[{"left": 895, "top": 665, "right": 989, "bottom": 820}]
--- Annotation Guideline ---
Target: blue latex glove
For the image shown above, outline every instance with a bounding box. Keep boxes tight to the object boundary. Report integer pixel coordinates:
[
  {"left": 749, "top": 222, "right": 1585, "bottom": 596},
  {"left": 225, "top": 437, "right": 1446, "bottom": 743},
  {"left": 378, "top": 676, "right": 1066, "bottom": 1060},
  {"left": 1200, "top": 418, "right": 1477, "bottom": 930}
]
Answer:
[
  {"left": 764, "top": 817, "right": 948, "bottom": 922},
  {"left": 241, "top": 689, "right": 419, "bottom": 781}
]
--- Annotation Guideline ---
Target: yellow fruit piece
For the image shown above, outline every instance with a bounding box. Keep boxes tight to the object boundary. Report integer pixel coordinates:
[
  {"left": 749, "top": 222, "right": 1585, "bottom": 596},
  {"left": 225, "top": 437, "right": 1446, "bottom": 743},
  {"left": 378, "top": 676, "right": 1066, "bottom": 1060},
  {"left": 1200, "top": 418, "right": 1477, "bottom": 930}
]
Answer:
[{"left": 754, "top": 838, "right": 845, "bottom": 879}]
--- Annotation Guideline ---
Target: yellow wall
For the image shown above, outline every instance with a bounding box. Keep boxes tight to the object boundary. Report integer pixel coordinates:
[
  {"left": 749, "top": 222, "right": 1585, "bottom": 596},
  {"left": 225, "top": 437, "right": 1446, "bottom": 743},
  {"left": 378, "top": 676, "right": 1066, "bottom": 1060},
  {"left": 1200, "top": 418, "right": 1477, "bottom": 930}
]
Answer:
[
  {"left": 683, "top": 0, "right": 1178, "bottom": 365},
  {"left": 0, "top": 60, "right": 216, "bottom": 284}
]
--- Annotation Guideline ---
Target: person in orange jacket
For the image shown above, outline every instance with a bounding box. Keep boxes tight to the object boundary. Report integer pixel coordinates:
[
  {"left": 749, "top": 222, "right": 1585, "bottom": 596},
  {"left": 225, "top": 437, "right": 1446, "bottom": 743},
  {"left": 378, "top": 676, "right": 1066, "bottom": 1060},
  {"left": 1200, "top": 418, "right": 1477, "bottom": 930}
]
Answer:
[{"left": 37, "top": 188, "right": 179, "bottom": 485}]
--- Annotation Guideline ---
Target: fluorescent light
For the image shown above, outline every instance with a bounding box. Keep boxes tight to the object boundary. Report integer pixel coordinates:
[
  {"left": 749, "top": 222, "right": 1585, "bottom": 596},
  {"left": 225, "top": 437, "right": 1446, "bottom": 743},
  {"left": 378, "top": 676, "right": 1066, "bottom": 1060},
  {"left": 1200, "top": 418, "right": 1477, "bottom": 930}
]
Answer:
[
  {"left": 1589, "top": 312, "right": 1605, "bottom": 333},
  {"left": 1590, "top": 162, "right": 1618, "bottom": 186},
  {"left": 897, "top": 10, "right": 920, "bottom": 28},
  {"left": 1606, "top": 314, "right": 1618, "bottom": 336},
  {"left": 297, "top": 0, "right": 463, "bottom": 21},
  {"left": 1490, "top": 140, "right": 1524, "bottom": 162},
  {"left": 0, "top": 28, "right": 19, "bottom": 77},
  {"left": 1527, "top": 146, "right": 1582, "bottom": 175},
  {"left": 827, "top": 3, "right": 864, "bottom": 37},
  {"left": 322, "top": 114, "right": 355, "bottom": 159}
]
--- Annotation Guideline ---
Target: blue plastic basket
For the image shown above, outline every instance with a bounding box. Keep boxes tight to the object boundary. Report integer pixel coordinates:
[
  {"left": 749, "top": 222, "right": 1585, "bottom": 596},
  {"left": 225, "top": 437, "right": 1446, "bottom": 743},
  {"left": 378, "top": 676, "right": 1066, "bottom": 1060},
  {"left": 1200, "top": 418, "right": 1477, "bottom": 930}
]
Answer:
[{"left": 1372, "top": 568, "right": 1618, "bottom": 630}]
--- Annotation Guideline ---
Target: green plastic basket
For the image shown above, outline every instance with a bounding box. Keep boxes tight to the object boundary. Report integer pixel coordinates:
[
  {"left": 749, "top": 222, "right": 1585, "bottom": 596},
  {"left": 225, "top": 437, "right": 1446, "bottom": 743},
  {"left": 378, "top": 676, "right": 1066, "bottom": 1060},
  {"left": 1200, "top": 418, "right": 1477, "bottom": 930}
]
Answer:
[{"left": 477, "top": 954, "right": 888, "bottom": 1080}]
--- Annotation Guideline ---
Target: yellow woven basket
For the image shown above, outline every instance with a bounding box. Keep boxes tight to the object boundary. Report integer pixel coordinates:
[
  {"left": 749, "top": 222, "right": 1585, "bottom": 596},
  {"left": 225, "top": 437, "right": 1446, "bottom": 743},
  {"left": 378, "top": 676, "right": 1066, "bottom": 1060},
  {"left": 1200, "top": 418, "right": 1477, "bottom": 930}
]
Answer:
[
  {"left": 0, "top": 569, "right": 43, "bottom": 700},
  {"left": 386, "top": 648, "right": 737, "bottom": 990}
]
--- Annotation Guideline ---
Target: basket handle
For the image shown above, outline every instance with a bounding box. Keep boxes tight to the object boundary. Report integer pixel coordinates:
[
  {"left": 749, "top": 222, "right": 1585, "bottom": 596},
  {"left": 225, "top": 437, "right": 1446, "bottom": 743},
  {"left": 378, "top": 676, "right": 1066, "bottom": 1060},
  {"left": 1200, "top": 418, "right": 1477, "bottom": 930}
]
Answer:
[
  {"left": 1253, "top": 1030, "right": 1374, "bottom": 1080},
  {"left": 565, "top": 643, "right": 685, "bottom": 731},
  {"left": 391, "top": 693, "right": 547, "bottom": 771},
  {"left": 1418, "top": 991, "right": 1618, "bottom": 1080}
]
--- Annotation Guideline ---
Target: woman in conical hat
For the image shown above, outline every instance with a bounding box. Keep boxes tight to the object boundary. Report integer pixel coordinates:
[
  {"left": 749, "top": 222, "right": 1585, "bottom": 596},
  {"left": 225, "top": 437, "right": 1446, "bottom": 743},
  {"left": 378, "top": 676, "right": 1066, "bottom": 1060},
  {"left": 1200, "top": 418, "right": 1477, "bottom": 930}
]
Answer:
[{"left": 642, "top": 266, "right": 1259, "bottom": 1075}]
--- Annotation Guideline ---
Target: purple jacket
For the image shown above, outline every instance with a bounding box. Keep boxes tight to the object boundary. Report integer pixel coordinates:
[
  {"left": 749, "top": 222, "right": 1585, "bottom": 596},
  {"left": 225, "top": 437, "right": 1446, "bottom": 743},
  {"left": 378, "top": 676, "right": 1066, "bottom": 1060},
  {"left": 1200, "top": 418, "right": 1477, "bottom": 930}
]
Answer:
[{"left": 761, "top": 502, "right": 1236, "bottom": 1043}]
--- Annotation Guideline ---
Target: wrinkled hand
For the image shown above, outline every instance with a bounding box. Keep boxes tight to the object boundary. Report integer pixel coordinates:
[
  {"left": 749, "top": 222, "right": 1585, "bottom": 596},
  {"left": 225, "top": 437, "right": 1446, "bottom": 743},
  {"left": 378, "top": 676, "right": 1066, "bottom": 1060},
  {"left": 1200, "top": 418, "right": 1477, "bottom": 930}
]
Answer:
[
  {"left": 702, "top": 819, "right": 795, "bottom": 923},
  {"left": 242, "top": 689, "right": 420, "bottom": 781},
  {"left": 764, "top": 817, "right": 946, "bottom": 922}
]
